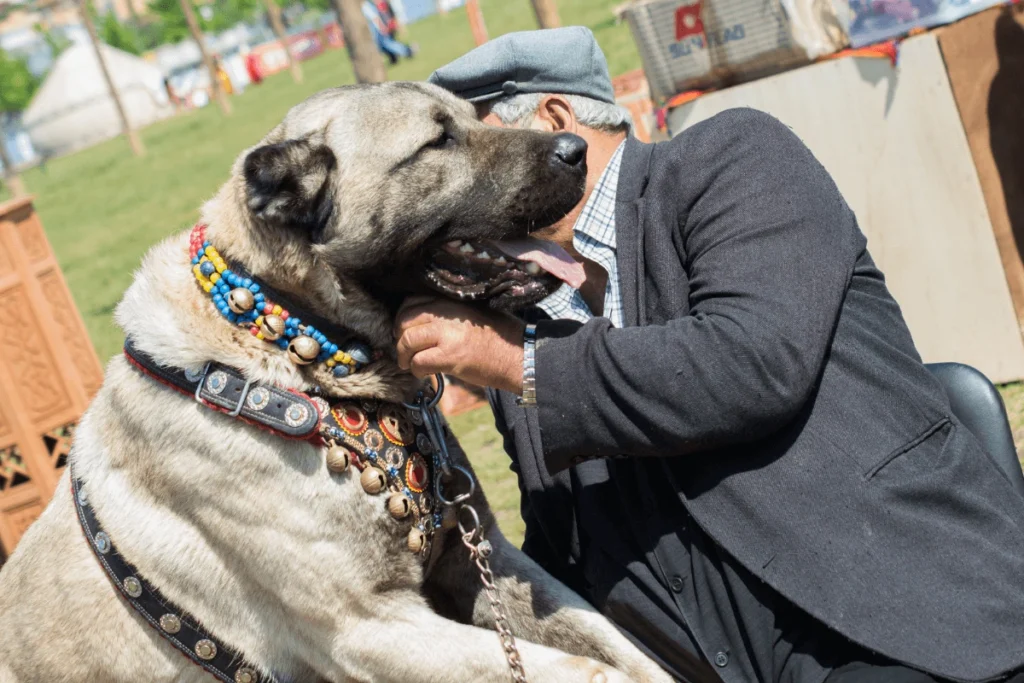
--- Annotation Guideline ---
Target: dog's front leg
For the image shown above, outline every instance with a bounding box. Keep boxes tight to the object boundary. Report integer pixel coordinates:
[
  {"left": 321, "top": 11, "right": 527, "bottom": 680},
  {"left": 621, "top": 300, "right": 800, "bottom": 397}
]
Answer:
[
  {"left": 424, "top": 527, "right": 675, "bottom": 683},
  {"left": 326, "top": 603, "right": 636, "bottom": 683}
]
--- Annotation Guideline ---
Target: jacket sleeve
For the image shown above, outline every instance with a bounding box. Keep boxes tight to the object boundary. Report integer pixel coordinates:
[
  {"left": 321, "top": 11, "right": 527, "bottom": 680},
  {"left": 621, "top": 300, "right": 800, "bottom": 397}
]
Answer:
[{"left": 534, "top": 109, "right": 862, "bottom": 474}]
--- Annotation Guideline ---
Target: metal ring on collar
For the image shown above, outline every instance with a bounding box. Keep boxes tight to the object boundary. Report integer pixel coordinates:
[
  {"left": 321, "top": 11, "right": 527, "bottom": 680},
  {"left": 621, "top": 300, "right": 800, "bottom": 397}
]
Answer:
[
  {"left": 457, "top": 502, "right": 482, "bottom": 543},
  {"left": 402, "top": 374, "right": 445, "bottom": 411},
  {"left": 436, "top": 464, "right": 475, "bottom": 507}
]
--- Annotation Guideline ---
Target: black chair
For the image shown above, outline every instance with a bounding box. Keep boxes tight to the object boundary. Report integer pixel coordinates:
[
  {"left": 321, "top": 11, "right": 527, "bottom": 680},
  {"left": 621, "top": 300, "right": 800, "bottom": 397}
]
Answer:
[{"left": 926, "top": 362, "right": 1024, "bottom": 497}]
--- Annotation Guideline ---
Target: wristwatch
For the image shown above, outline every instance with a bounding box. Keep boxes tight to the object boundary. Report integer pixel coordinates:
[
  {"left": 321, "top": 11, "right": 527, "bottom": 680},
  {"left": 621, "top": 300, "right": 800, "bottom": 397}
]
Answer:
[{"left": 519, "top": 324, "right": 537, "bottom": 406}]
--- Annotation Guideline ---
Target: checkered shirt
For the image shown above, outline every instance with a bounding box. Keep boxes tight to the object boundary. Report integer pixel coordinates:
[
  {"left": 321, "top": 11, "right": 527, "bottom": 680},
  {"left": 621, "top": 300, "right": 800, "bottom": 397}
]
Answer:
[{"left": 537, "top": 140, "right": 626, "bottom": 328}]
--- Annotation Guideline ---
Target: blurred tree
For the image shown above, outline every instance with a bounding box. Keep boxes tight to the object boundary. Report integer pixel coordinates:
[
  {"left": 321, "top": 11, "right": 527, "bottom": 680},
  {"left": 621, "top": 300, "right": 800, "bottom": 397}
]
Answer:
[
  {"left": 100, "top": 11, "right": 142, "bottom": 54},
  {"left": 149, "top": 0, "right": 262, "bottom": 44},
  {"left": 78, "top": 0, "right": 144, "bottom": 155},
  {"left": 0, "top": 49, "right": 40, "bottom": 197},
  {"left": 529, "top": 0, "right": 560, "bottom": 28},
  {"left": 264, "top": 0, "right": 302, "bottom": 82},
  {"left": 179, "top": 0, "right": 232, "bottom": 114}
]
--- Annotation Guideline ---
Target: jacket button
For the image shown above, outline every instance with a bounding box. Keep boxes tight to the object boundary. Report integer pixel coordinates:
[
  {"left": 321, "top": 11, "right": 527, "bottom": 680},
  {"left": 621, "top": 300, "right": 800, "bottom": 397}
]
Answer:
[
  {"left": 669, "top": 576, "right": 684, "bottom": 593},
  {"left": 714, "top": 651, "right": 729, "bottom": 668}
]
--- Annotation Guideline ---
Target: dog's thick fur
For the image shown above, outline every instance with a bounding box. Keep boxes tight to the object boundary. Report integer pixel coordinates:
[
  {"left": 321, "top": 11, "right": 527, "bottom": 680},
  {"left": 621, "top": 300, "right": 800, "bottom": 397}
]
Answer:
[{"left": 0, "top": 83, "right": 671, "bottom": 683}]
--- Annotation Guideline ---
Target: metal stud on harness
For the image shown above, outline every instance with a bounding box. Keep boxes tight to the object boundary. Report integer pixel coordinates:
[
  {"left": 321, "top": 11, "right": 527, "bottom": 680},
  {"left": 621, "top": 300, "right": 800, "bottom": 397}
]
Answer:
[{"left": 404, "top": 375, "right": 528, "bottom": 683}]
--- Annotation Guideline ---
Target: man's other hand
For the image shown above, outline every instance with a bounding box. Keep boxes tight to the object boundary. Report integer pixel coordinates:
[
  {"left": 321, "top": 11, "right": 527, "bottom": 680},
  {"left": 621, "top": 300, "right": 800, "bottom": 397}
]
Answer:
[{"left": 394, "top": 297, "right": 526, "bottom": 395}]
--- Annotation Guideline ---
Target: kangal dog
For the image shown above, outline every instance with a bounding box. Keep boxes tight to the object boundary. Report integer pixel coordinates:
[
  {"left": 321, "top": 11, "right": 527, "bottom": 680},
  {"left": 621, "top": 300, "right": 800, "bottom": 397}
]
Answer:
[{"left": 0, "top": 83, "right": 671, "bottom": 683}]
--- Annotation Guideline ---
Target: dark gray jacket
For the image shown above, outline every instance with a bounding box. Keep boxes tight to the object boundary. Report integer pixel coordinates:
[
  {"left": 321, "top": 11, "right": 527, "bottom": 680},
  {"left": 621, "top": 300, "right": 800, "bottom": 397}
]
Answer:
[{"left": 490, "top": 108, "right": 1024, "bottom": 682}]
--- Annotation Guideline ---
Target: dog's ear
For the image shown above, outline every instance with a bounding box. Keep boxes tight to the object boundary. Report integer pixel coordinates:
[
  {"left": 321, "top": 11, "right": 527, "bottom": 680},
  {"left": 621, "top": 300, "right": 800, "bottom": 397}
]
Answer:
[{"left": 243, "top": 138, "right": 337, "bottom": 241}]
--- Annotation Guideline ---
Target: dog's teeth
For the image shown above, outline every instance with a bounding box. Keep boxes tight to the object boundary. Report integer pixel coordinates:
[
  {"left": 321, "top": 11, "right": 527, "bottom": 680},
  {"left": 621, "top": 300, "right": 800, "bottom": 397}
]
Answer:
[
  {"left": 525, "top": 262, "right": 541, "bottom": 275},
  {"left": 447, "top": 240, "right": 462, "bottom": 248},
  {"left": 477, "top": 251, "right": 491, "bottom": 260},
  {"left": 459, "top": 243, "right": 475, "bottom": 253},
  {"left": 494, "top": 256, "right": 507, "bottom": 266}
]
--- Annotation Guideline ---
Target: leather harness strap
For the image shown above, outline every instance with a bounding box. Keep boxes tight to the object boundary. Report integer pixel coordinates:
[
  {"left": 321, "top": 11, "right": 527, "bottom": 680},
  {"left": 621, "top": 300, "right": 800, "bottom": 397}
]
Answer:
[
  {"left": 72, "top": 472, "right": 272, "bottom": 683},
  {"left": 124, "top": 338, "right": 321, "bottom": 441}
]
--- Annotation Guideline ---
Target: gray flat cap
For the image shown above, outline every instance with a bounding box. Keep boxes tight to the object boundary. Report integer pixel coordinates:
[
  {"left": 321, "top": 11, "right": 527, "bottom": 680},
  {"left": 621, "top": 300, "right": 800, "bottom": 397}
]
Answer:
[{"left": 428, "top": 27, "right": 615, "bottom": 104}]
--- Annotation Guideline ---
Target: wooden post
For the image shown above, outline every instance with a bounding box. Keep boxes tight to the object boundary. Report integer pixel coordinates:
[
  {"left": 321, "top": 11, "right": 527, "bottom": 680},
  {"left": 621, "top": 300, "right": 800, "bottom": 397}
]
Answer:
[
  {"left": 332, "top": 0, "right": 386, "bottom": 83},
  {"left": 180, "top": 0, "right": 232, "bottom": 115},
  {"left": 0, "top": 121, "right": 26, "bottom": 198},
  {"left": 466, "top": 0, "right": 487, "bottom": 46},
  {"left": 529, "top": 0, "right": 561, "bottom": 28},
  {"left": 264, "top": 0, "right": 302, "bottom": 83},
  {"left": 78, "top": 0, "right": 144, "bottom": 156}
]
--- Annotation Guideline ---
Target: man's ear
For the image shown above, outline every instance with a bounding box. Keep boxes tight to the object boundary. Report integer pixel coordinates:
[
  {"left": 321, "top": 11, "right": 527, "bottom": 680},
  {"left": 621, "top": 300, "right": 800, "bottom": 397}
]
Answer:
[
  {"left": 243, "top": 138, "right": 337, "bottom": 241},
  {"left": 533, "top": 95, "right": 577, "bottom": 133}
]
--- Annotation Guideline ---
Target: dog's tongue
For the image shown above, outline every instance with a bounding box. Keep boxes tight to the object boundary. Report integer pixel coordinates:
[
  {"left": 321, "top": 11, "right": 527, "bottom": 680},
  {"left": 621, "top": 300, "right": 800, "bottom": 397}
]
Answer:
[{"left": 489, "top": 239, "right": 585, "bottom": 289}]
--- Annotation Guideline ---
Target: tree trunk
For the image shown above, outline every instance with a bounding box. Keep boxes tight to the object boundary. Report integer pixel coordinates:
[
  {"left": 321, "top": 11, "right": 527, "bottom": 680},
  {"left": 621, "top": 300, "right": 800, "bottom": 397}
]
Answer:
[
  {"left": 466, "top": 0, "right": 487, "bottom": 45},
  {"left": 180, "top": 0, "right": 232, "bottom": 115},
  {"left": 529, "top": 0, "right": 561, "bottom": 28},
  {"left": 332, "top": 0, "right": 386, "bottom": 83},
  {"left": 79, "top": 0, "right": 144, "bottom": 156},
  {"left": 264, "top": 0, "right": 302, "bottom": 82},
  {"left": 0, "top": 119, "right": 26, "bottom": 198}
]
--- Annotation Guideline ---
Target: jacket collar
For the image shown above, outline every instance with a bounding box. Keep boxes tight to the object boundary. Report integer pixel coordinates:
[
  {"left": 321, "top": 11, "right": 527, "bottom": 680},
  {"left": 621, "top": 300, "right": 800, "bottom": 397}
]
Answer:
[{"left": 614, "top": 136, "right": 657, "bottom": 328}]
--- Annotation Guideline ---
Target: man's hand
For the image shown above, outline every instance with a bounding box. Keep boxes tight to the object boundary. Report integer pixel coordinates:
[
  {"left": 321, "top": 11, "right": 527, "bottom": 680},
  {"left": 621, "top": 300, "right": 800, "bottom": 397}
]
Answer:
[{"left": 394, "top": 298, "right": 526, "bottom": 395}]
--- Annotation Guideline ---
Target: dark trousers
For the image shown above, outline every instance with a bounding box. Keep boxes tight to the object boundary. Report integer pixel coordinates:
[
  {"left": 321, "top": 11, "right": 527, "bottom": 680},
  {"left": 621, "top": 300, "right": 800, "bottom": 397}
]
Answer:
[{"left": 827, "top": 660, "right": 1024, "bottom": 683}]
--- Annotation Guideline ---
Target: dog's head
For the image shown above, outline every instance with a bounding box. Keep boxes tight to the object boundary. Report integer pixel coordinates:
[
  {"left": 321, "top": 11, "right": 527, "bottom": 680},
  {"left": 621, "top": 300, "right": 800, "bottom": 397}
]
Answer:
[{"left": 233, "top": 82, "right": 587, "bottom": 313}]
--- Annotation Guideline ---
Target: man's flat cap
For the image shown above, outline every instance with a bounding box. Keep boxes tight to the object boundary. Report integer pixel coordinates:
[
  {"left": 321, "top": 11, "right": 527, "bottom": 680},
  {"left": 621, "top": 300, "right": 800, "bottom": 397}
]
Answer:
[{"left": 428, "top": 27, "right": 615, "bottom": 104}]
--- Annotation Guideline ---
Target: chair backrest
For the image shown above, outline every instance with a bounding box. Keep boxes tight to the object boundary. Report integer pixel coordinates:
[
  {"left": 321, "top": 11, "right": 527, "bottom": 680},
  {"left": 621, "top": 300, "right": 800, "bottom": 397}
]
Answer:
[{"left": 926, "top": 362, "right": 1024, "bottom": 497}]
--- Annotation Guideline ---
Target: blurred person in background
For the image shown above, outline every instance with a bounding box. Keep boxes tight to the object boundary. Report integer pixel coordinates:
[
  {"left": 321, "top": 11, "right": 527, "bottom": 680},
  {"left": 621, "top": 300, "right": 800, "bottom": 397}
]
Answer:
[{"left": 361, "top": 0, "right": 415, "bottom": 64}]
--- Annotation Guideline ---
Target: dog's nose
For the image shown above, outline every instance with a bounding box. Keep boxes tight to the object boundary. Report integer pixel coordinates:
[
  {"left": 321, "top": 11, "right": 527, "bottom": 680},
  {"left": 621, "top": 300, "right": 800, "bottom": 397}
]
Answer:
[{"left": 552, "top": 134, "right": 588, "bottom": 167}]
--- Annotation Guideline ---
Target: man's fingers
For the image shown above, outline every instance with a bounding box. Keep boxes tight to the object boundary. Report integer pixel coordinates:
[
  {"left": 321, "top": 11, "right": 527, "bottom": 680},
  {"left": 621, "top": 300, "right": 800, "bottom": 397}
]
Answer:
[
  {"left": 394, "top": 303, "right": 442, "bottom": 339},
  {"left": 408, "top": 346, "right": 450, "bottom": 378},
  {"left": 395, "top": 323, "right": 443, "bottom": 370}
]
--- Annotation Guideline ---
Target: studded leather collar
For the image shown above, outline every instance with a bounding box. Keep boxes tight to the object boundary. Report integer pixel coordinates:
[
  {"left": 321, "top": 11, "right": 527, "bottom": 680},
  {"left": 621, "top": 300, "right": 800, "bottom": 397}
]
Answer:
[
  {"left": 72, "top": 471, "right": 272, "bottom": 683},
  {"left": 95, "top": 341, "right": 445, "bottom": 680},
  {"left": 124, "top": 339, "right": 321, "bottom": 441}
]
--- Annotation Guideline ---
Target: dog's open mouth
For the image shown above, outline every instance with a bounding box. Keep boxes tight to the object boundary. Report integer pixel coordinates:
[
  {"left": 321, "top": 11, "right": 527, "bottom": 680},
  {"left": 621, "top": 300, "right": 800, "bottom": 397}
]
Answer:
[{"left": 423, "top": 238, "right": 585, "bottom": 309}]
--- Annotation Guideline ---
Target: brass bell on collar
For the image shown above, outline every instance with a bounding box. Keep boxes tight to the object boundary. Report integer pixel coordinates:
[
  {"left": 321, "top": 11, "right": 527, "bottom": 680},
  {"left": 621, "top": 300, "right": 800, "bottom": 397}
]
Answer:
[
  {"left": 326, "top": 445, "right": 350, "bottom": 473},
  {"left": 387, "top": 494, "right": 412, "bottom": 519},
  {"left": 360, "top": 466, "right": 387, "bottom": 494},
  {"left": 261, "top": 314, "right": 286, "bottom": 341},
  {"left": 407, "top": 528, "right": 426, "bottom": 554},
  {"left": 288, "top": 335, "right": 320, "bottom": 365},
  {"left": 228, "top": 288, "right": 256, "bottom": 314}
]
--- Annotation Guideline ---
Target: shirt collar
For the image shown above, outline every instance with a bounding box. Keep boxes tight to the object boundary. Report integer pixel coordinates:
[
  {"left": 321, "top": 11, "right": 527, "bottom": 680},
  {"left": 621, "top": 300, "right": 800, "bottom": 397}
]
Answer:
[{"left": 572, "top": 139, "right": 626, "bottom": 250}]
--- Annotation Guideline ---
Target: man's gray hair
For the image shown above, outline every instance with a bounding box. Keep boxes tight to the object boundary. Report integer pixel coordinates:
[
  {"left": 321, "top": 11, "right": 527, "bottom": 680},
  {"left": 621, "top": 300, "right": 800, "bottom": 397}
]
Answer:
[{"left": 488, "top": 93, "right": 633, "bottom": 134}]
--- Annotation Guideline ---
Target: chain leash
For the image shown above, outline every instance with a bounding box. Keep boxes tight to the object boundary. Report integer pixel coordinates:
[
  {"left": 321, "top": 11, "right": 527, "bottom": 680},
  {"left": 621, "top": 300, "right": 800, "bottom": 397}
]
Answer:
[{"left": 405, "top": 376, "right": 528, "bottom": 683}]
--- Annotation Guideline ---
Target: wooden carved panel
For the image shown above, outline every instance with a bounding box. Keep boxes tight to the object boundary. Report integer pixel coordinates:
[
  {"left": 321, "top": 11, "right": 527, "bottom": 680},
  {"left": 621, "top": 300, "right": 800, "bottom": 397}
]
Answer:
[
  {"left": 0, "top": 285, "right": 71, "bottom": 422},
  {"left": 41, "top": 421, "right": 75, "bottom": 471},
  {"left": 0, "top": 444, "right": 31, "bottom": 491},
  {"left": 38, "top": 270, "right": 103, "bottom": 397},
  {"left": 15, "top": 213, "right": 48, "bottom": 262}
]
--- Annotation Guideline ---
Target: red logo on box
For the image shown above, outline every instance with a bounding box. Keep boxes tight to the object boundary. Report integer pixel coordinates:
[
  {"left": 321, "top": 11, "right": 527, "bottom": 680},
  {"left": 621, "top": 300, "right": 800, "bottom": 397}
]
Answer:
[{"left": 675, "top": 3, "right": 705, "bottom": 40}]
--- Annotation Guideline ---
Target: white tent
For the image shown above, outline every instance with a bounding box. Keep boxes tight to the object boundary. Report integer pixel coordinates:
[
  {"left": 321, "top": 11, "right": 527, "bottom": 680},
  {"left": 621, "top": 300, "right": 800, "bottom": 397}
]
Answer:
[{"left": 23, "top": 41, "right": 173, "bottom": 156}]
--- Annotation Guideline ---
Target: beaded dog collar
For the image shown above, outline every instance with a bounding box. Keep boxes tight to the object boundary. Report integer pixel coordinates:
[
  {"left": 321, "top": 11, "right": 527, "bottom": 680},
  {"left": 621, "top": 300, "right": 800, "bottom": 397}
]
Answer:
[{"left": 189, "top": 224, "right": 377, "bottom": 378}]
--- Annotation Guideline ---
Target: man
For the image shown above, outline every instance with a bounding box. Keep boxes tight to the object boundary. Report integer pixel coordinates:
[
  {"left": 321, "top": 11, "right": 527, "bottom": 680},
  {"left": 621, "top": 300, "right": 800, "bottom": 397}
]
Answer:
[{"left": 396, "top": 27, "right": 1024, "bottom": 683}]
